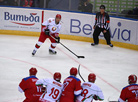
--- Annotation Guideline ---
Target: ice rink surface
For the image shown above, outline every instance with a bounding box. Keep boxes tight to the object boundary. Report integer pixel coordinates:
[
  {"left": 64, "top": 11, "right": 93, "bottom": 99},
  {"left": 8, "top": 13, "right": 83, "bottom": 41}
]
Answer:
[{"left": 0, "top": 35, "right": 138, "bottom": 102}]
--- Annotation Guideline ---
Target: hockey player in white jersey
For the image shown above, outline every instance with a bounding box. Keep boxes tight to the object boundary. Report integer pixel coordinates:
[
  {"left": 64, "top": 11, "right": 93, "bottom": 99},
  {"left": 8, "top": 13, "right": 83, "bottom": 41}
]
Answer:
[
  {"left": 76, "top": 73, "right": 104, "bottom": 102},
  {"left": 32, "top": 14, "right": 62, "bottom": 55},
  {"left": 36, "top": 72, "right": 63, "bottom": 102}
]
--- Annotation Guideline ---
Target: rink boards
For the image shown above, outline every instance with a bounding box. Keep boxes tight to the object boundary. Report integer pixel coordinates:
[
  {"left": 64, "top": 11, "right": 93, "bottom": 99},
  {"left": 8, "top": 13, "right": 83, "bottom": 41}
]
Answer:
[{"left": 0, "top": 6, "right": 138, "bottom": 50}]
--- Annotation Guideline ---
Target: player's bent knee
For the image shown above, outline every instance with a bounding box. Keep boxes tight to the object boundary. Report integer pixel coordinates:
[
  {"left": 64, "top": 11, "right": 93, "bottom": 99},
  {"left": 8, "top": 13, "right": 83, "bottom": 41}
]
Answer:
[
  {"left": 51, "top": 43, "right": 57, "bottom": 47},
  {"left": 37, "top": 41, "right": 43, "bottom": 46}
]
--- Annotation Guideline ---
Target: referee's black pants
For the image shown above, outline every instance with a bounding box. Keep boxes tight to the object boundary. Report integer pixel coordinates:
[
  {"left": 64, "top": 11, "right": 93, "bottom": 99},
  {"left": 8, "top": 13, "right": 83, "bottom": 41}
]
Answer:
[{"left": 93, "top": 26, "right": 111, "bottom": 45}]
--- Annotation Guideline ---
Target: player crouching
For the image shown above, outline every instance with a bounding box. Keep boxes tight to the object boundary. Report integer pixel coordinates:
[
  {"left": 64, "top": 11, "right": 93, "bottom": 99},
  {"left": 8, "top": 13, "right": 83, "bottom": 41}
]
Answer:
[
  {"left": 76, "top": 73, "right": 104, "bottom": 102},
  {"left": 32, "top": 14, "right": 62, "bottom": 56},
  {"left": 36, "top": 72, "right": 63, "bottom": 102}
]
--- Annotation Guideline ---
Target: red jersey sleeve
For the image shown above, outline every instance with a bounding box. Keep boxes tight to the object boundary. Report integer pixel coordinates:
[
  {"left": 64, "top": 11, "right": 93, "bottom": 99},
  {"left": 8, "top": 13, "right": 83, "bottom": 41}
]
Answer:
[
  {"left": 19, "top": 79, "right": 27, "bottom": 91},
  {"left": 119, "top": 88, "right": 127, "bottom": 101},
  {"left": 74, "top": 80, "right": 82, "bottom": 96}
]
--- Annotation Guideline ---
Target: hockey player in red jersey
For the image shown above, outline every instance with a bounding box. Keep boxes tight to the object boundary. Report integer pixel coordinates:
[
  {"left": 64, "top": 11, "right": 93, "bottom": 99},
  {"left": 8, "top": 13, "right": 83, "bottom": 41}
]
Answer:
[
  {"left": 18, "top": 68, "right": 43, "bottom": 102},
  {"left": 60, "top": 67, "right": 82, "bottom": 102},
  {"left": 36, "top": 72, "right": 63, "bottom": 102},
  {"left": 118, "top": 74, "right": 138, "bottom": 102},
  {"left": 76, "top": 73, "right": 104, "bottom": 102},
  {"left": 32, "top": 14, "right": 62, "bottom": 55}
]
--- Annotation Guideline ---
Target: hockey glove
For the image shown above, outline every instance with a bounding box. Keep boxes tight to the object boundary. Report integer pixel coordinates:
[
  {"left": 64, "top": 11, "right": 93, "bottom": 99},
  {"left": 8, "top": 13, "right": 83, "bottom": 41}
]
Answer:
[
  {"left": 41, "top": 87, "right": 46, "bottom": 93},
  {"left": 44, "top": 29, "right": 50, "bottom": 36},
  {"left": 93, "top": 95, "right": 98, "bottom": 100},
  {"left": 55, "top": 36, "right": 60, "bottom": 43}
]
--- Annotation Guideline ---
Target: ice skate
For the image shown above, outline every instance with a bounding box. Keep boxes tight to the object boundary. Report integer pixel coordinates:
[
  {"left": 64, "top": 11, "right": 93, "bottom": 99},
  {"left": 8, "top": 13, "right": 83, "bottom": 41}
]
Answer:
[
  {"left": 49, "top": 49, "right": 57, "bottom": 54},
  {"left": 109, "top": 44, "right": 113, "bottom": 47},
  {"left": 91, "top": 43, "right": 98, "bottom": 46},
  {"left": 32, "top": 50, "right": 37, "bottom": 56}
]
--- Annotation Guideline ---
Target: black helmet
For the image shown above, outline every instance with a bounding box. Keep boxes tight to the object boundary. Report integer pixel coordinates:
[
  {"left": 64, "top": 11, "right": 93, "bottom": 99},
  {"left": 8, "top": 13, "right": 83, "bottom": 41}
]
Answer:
[{"left": 100, "top": 5, "right": 105, "bottom": 9}]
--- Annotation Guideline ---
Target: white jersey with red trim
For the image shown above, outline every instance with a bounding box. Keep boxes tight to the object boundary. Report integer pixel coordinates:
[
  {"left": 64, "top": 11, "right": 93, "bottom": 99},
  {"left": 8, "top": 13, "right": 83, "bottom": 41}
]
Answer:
[
  {"left": 77, "top": 82, "right": 104, "bottom": 102},
  {"left": 36, "top": 78, "right": 63, "bottom": 102},
  {"left": 42, "top": 18, "right": 61, "bottom": 34}
]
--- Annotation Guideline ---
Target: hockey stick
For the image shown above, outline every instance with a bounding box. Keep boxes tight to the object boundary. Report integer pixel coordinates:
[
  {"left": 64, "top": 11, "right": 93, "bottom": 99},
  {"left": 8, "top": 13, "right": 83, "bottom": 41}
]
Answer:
[
  {"left": 108, "top": 93, "right": 118, "bottom": 102},
  {"left": 78, "top": 65, "right": 85, "bottom": 82},
  {"left": 50, "top": 35, "right": 85, "bottom": 58}
]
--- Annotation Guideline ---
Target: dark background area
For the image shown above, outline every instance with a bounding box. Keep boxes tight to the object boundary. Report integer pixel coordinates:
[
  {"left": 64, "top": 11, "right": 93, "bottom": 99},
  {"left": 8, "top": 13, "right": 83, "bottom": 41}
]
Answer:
[{"left": 0, "top": 0, "right": 138, "bottom": 19}]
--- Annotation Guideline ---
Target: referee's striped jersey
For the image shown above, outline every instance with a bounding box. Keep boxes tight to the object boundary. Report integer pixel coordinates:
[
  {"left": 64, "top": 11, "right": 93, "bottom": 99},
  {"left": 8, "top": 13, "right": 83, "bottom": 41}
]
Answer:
[{"left": 94, "top": 12, "right": 110, "bottom": 30}]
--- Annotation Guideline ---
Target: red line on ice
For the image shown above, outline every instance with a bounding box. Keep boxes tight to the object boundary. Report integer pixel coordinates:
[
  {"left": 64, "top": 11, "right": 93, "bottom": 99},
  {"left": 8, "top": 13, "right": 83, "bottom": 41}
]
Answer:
[
  {"left": 56, "top": 47, "right": 120, "bottom": 92},
  {"left": 0, "top": 56, "right": 53, "bottom": 102},
  {"left": 0, "top": 56, "right": 53, "bottom": 75},
  {"left": 0, "top": 40, "right": 120, "bottom": 102}
]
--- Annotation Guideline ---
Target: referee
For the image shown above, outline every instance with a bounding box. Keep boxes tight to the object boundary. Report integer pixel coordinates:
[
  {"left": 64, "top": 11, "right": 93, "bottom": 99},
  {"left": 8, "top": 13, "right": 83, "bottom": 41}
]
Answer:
[{"left": 91, "top": 5, "right": 113, "bottom": 47}]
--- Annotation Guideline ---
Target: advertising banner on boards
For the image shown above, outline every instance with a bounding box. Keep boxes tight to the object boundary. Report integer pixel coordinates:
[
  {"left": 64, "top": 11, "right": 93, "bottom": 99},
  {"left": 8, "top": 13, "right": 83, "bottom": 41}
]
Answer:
[
  {"left": 0, "top": 7, "right": 138, "bottom": 45},
  {"left": 0, "top": 7, "right": 42, "bottom": 32},
  {"left": 44, "top": 10, "right": 138, "bottom": 45},
  {"left": 43, "top": 10, "right": 94, "bottom": 38}
]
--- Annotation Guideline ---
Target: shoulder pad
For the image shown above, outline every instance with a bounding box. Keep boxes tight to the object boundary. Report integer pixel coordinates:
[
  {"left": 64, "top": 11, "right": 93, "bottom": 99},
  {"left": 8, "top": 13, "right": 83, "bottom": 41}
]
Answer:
[
  {"left": 69, "top": 76, "right": 80, "bottom": 82},
  {"left": 23, "top": 76, "right": 37, "bottom": 81}
]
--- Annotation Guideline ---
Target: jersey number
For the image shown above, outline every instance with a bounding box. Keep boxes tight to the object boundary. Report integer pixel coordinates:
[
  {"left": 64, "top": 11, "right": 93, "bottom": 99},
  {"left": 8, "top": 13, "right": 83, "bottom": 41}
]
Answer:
[
  {"left": 49, "top": 87, "right": 60, "bottom": 99},
  {"left": 63, "top": 82, "right": 69, "bottom": 91},
  {"left": 81, "top": 89, "right": 89, "bottom": 97},
  {"left": 36, "top": 86, "right": 42, "bottom": 92},
  {"left": 132, "top": 90, "right": 138, "bottom": 98}
]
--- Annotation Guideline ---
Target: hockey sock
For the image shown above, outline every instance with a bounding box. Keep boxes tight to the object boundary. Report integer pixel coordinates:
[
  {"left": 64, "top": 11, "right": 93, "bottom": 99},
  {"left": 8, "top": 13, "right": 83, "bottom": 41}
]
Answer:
[
  {"left": 49, "top": 43, "right": 57, "bottom": 51},
  {"left": 34, "top": 41, "right": 43, "bottom": 51}
]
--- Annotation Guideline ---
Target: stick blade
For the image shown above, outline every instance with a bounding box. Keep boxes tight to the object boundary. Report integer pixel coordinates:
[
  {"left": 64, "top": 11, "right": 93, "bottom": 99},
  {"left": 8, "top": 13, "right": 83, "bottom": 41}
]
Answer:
[{"left": 77, "top": 56, "right": 85, "bottom": 58}]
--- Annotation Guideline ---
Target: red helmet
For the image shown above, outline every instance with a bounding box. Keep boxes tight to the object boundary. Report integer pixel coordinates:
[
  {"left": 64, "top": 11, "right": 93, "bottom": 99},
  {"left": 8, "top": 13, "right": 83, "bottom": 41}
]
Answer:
[
  {"left": 128, "top": 74, "right": 137, "bottom": 84},
  {"left": 70, "top": 67, "right": 77, "bottom": 76},
  {"left": 54, "top": 72, "right": 61, "bottom": 81},
  {"left": 29, "top": 67, "right": 37, "bottom": 75},
  {"left": 56, "top": 14, "right": 61, "bottom": 19},
  {"left": 88, "top": 73, "right": 96, "bottom": 82}
]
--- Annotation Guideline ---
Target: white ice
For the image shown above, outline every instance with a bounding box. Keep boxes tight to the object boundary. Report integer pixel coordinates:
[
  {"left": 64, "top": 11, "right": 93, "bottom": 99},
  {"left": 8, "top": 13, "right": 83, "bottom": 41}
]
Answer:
[{"left": 0, "top": 35, "right": 138, "bottom": 102}]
